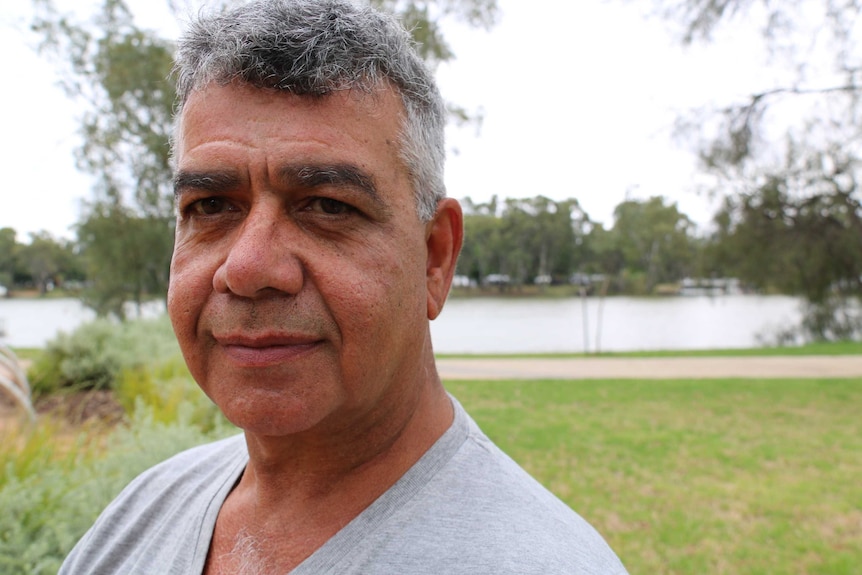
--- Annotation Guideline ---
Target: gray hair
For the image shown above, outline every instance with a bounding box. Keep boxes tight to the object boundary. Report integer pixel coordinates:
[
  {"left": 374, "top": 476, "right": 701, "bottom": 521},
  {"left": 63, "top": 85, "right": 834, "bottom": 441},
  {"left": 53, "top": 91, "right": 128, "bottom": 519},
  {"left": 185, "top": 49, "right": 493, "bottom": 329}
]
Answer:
[{"left": 172, "top": 0, "right": 446, "bottom": 222}]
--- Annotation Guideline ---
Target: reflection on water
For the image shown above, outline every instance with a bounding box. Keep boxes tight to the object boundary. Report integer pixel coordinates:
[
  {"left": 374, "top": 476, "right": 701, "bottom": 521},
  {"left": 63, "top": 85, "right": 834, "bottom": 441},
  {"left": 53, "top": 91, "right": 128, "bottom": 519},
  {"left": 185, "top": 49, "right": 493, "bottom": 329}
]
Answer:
[{"left": 0, "top": 295, "right": 803, "bottom": 353}]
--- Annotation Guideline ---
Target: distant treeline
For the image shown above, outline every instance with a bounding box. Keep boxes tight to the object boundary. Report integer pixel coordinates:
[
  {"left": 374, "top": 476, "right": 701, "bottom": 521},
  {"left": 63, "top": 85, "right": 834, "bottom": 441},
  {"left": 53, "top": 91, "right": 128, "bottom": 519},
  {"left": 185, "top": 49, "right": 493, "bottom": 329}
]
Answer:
[
  {"left": 456, "top": 195, "right": 702, "bottom": 295},
  {"left": 5, "top": 190, "right": 858, "bottom": 304}
]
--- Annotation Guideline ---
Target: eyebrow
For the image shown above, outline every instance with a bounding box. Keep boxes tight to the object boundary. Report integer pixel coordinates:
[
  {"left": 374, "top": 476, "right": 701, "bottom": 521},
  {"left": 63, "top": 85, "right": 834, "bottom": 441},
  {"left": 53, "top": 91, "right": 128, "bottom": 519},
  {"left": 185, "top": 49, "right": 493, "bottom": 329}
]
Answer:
[
  {"left": 283, "top": 164, "right": 380, "bottom": 200},
  {"left": 173, "top": 171, "right": 240, "bottom": 198},
  {"left": 173, "top": 164, "right": 381, "bottom": 200}
]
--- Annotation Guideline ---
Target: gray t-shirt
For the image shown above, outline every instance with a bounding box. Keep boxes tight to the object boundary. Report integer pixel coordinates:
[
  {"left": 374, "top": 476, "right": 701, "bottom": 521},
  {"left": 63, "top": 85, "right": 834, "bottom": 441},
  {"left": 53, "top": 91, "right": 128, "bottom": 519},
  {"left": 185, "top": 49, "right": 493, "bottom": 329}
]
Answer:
[{"left": 60, "top": 397, "right": 628, "bottom": 574}]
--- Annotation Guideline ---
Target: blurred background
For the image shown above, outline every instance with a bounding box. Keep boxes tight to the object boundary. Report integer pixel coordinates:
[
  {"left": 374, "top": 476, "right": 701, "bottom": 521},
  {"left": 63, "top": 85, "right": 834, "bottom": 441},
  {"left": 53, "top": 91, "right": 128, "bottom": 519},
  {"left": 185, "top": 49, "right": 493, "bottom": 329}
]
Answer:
[{"left": 0, "top": 3, "right": 860, "bottom": 574}]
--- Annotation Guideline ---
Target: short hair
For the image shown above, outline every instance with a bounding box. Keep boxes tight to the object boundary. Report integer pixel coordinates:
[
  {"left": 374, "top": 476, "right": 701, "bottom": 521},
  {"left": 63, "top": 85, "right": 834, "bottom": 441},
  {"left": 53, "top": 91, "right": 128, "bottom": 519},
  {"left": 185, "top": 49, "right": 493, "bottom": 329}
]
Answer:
[{"left": 172, "top": 0, "right": 446, "bottom": 222}]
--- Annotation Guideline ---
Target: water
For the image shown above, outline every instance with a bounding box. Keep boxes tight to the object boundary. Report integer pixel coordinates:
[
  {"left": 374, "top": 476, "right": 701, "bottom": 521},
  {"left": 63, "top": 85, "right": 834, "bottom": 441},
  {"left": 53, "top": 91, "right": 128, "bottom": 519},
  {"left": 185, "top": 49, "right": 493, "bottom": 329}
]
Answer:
[
  {"left": 430, "top": 294, "right": 803, "bottom": 353},
  {"left": 0, "top": 295, "right": 803, "bottom": 352},
  {"left": 0, "top": 298, "right": 165, "bottom": 348}
]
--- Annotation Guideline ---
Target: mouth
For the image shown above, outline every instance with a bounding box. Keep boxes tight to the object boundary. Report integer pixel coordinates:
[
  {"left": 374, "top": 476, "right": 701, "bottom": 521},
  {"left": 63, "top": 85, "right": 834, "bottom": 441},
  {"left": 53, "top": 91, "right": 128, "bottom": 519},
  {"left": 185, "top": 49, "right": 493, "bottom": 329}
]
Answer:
[{"left": 213, "top": 333, "right": 324, "bottom": 367}]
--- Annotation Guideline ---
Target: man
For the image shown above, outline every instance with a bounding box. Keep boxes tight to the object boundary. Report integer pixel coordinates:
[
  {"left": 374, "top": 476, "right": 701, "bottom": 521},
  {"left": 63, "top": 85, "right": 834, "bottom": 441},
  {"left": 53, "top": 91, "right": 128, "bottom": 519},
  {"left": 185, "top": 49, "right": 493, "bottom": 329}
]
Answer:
[{"left": 60, "top": 1, "right": 628, "bottom": 573}]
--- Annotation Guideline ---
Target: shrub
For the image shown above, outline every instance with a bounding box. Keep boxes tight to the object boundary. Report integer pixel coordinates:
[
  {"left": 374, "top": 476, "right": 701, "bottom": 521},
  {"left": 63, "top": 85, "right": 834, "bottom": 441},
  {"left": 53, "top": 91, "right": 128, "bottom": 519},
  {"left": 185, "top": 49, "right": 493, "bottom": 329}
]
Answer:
[
  {"left": 2, "top": 316, "right": 237, "bottom": 572},
  {"left": 0, "top": 406, "right": 236, "bottom": 574},
  {"left": 28, "top": 317, "right": 181, "bottom": 396},
  {"left": 115, "top": 357, "right": 229, "bottom": 432}
]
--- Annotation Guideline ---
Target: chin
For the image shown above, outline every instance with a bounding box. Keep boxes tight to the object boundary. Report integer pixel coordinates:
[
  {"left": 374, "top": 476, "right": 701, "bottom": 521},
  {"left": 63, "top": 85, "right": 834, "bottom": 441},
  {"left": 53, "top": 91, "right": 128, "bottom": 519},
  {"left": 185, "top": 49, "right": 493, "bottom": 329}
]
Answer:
[{"left": 217, "top": 389, "right": 342, "bottom": 438}]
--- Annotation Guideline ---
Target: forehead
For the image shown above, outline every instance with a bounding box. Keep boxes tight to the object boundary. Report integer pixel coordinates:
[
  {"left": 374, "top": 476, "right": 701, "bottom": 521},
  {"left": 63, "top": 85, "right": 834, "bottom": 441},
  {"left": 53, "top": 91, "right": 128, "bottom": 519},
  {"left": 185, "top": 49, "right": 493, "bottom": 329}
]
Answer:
[{"left": 175, "top": 82, "right": 407, "bottom": 168}]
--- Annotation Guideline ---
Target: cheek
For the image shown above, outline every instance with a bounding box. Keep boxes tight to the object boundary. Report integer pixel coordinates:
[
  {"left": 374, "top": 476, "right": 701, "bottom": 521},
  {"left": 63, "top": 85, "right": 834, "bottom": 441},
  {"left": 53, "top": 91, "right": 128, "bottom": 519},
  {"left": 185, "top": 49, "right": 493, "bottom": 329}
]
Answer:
[
  {"left": 167, "top": 246, "right": 216, "bottom": 341},
  {"left": 326, "top": 239, "right": 426, "bottom": 336}
]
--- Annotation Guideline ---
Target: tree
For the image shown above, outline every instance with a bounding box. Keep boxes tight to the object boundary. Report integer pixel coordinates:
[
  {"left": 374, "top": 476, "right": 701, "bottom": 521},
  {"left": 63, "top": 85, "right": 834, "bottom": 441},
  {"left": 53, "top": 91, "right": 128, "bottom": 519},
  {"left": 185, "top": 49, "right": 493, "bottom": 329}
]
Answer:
[
  {"left": 14, "top": 232, "right": 83, "bottom": 295},
  {"left": 457, "top": 195, "right": 592, "bottom": 288},
  {"left": 458, "top": 196, "right": 503, "bottom": 284},
  {"left": 707, "top": 150, "right": 862, "bottom": 339},
  {"left": 642, "top": 0, "right": 862, "bottom": 338},
  {"left": 30, "top": 0, "right": 178, "bottom": 315},
  {"left": 0, "top": 228, "right": 18, "bottom": 290},
  {"left": 583, "top": 223, "right": 624, "bottom": 288},
  {"left": 497, "top": 196, "right": 588, "bottom": 285},
  {"left": 76, "top": 203, "right": 174, "bottom": 319},
  {"left": 368, "top": 0, "right": 499, "bottom": 123},
  {"left": 28, "top": 0, "right": 499, "bottom": 317},
  {"left": 609, "top": 196, "right": 697, "bottom": 294},
  {"left": 645, "top": 0, "right": 862, "bottom": 173}
]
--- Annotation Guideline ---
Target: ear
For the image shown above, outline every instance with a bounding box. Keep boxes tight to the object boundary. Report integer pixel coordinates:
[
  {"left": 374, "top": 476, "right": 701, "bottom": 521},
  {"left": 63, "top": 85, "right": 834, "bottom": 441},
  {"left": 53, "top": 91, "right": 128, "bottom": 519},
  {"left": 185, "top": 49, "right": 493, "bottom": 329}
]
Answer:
[{"left": 425, "top": 197, "right": 464, "bottom": 320}]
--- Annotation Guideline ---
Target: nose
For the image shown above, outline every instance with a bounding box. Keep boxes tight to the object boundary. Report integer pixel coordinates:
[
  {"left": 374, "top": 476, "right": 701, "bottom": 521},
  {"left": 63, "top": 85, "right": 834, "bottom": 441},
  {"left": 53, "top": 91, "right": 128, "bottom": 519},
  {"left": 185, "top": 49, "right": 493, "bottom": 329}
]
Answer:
[{"left": 213, "top": 205, "right": 304, "bottom": 298}]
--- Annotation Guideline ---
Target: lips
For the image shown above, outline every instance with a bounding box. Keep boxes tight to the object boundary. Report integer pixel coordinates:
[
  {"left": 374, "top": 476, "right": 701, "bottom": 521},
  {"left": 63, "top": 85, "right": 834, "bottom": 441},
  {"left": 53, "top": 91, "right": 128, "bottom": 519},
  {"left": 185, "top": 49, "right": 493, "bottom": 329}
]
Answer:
[{"left": 213, "top": 332, "right": 324, "bottom": 367}]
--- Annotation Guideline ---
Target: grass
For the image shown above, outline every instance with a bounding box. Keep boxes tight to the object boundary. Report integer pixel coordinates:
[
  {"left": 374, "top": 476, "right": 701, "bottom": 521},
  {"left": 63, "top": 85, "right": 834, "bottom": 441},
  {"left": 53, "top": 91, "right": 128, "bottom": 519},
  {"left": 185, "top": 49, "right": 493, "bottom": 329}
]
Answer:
[{"left": 447, "top": 378, "right": 862, "bottom": 575}]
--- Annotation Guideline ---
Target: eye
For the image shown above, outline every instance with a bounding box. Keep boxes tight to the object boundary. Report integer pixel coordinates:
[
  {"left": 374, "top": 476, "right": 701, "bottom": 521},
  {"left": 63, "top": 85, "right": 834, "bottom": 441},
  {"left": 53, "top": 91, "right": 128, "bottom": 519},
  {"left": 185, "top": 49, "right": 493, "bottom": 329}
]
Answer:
[
  {"left": 190, "top": 197, "right": 236, "bottom": 216},
  {"left": 313, "top": 197, "right": 354, "bottom": 215}
]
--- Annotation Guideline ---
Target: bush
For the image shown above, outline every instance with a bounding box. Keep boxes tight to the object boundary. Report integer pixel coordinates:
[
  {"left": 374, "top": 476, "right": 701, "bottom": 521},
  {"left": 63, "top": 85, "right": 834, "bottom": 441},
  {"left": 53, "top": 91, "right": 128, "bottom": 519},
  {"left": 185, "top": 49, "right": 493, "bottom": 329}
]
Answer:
[
  {"left": 1, "top": 316, "right": 237, "bottom": 573},
  {"left": 28, "top": 317, "right": 181, "bottom": 396},
  {"left": 0, "top": 406, "right": 235, "bottom": 574},
  {"left": 114, "top": 357, "right": 229, "bottom": 432}
]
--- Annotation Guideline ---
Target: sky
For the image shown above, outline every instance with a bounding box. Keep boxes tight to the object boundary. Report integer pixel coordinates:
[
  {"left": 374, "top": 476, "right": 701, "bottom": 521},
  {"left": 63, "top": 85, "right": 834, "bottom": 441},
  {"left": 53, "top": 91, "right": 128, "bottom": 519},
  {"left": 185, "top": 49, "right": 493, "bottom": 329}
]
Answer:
[{"left": 0, "top": 0, "right": 772, "bottom": 241}]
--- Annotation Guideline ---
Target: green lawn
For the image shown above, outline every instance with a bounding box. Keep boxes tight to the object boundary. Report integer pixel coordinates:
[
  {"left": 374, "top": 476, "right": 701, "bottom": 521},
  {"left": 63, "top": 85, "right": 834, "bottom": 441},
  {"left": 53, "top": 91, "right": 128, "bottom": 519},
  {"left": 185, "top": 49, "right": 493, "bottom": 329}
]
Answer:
[{"left": 448, "top": 378, "right": 862, "bottom": 575}]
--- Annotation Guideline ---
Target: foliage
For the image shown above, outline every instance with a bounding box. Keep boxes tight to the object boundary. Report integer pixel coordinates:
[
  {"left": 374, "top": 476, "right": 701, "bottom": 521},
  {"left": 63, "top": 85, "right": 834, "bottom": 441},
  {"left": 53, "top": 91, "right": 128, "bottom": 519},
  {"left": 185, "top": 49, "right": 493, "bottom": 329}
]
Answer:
[
  {"left": 1, "top": 343, "right": 233, "bottom": 573},
  {"left": 114, "top": 356, "right": 229, "bottom": 432},
  {"left": 456, "top": 195, "right": 702, "bottom": 295},
  {"left": 450, "top": 377, "right": 862, "bottom": 575},
  {"left": 458, "top": 195, "right": 592, "bottom": 286},
  {"left": 76, "top": 204, "right": 173, "bottom": 319},
  {"left": 0, "top": 228, "right": 18, "bottom": 289},
  {"left": 0, "top": 229, "right": 84, "bottom": 293},
  {"left": 604, "top": 196, "right": 697, "bottom": 294},
  {"left": 456, "top": 197, "right": 502, "bottom": 283},
  {"left": 0, "top": 406, "right": 234, "bottom": 575},
  {"left": 647, "top": 0, "right": 862, "bottom": 172},
  {"left": 638, "top": 0, "right": 862, "bottom": 337},
  {"left": 28, "top": 316, "right": 180, "bottom": 395},
  {"left": 29, "top": 0, "right": 177, "bottom": 316},
  {"left": 369, "top": 0, "right": 499, "bottom": 64},
  {"left": 707, "top": 150, "right": 862, "bottom": 340},
  {"left": 31, "top": 0, "right": 177, "bottom": 217}
]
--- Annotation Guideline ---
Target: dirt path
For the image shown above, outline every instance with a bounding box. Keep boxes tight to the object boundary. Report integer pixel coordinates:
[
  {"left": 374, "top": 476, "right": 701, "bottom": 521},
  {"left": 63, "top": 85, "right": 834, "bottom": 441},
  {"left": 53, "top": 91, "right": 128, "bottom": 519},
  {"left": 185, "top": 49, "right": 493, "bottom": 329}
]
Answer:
[{"left": 436, "top": 356, "right": 862, "bottom": 380}]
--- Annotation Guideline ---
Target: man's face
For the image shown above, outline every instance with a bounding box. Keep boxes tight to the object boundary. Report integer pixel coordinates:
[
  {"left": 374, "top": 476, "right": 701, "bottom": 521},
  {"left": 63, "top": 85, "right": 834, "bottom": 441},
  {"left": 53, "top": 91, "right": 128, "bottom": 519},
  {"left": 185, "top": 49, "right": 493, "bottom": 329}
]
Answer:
[{"left": 168, "top": 83, "right": 437, "bottom": 437}]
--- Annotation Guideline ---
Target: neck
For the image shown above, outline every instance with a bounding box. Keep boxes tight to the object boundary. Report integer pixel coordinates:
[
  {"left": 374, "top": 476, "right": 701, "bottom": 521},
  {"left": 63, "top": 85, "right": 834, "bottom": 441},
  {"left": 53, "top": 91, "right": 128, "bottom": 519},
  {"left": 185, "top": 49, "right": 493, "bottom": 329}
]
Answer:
[
  {"left": 204, "top": 345, "right": 454, "bottom": 574},
  {"left": 237, "top": 358, "right": 453, "bottom": 519}
]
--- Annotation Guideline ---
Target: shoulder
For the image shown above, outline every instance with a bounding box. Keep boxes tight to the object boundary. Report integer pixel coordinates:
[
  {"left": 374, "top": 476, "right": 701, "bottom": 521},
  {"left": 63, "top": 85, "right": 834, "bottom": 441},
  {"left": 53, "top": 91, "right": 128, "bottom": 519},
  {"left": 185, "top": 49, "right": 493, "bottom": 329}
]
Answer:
[
  {"left": 377, "top": 401, "right": 628, "bottom": 574},
  {"left": 102, "top": 433, "right": 246, "bottom": 509},
  {"left": 444, "top": 422, "right": 627, "bottom": 572},
  {"left": 59, "top": 434, "right": 247, "bottom": 574}
]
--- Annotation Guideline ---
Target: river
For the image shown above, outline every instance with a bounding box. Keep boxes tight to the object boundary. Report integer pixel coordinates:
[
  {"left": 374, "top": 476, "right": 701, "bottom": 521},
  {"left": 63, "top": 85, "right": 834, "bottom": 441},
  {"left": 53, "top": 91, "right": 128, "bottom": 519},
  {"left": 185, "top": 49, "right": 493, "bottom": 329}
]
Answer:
[
  {"left": 431, "top": 294, "right": 803, "bottom": 353},
  {"left": 0, "top": 295, "right": 803, "bottom": 352}
]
